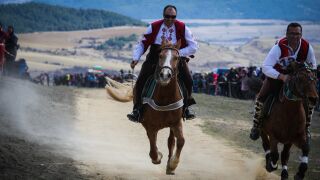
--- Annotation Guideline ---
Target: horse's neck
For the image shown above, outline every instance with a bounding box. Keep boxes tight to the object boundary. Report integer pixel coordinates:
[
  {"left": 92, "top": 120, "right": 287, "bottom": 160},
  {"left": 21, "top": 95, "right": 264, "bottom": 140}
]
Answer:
[
  {"left": 281, "top": 98, "right": 303, "bottom": 107},
  {"left": 276, "top": 97, "right": 303, "bottom": 122},
  {"left": 153, "top": 77, "right": 181, "bottom": 105}
]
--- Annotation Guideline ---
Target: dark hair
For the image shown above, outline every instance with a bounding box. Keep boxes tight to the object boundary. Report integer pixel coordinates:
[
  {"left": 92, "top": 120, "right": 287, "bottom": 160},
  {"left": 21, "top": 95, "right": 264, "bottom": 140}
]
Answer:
[
  {"left": 8, "top": 25, "right": 14, "bottom": 30},
  {"left": 7, "top": 25, "right": 14, "bottom": 33},
  {"left": 163, "top": 5, "right": 177, "bottom": 15},
  {"left": 287, "top": 22, "right": 302, "bottom": 33}
]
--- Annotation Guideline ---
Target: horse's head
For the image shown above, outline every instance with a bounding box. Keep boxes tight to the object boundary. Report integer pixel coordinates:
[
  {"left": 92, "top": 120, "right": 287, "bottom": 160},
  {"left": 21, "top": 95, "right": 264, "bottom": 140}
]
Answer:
[
  {"left": 288, "top": 62, "right": 319, "bottom": 104},
  {"left": 155, "top": 39, "right": 181, "bottom": 85}
]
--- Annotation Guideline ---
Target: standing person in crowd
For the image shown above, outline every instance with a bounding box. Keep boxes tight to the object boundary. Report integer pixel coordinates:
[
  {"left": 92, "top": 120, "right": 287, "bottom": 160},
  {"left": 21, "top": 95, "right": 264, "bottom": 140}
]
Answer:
[
  {"left": 249, "top": 22, "right": 317, "bottom": 142},
  {"left": 240, "top": 69, "right": 250, "bottom": 99},
  {"left": 0, "top": 23, "right": 9, "bottom": 74},
  {"left": 5, "top": 25, "right": 19, "bottom": 74},
  {"left": 127, "top": 5, "right": 198, "bottom": 122},
  {"left": 317, "top": 65, "right": 320, "bottom": 111}
]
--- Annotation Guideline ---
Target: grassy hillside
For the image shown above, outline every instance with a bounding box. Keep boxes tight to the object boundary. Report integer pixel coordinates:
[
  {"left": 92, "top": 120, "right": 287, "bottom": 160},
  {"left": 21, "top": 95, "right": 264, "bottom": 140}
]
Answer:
[{"left": 0, "top": 2, "right": 145, "bottom": 33}]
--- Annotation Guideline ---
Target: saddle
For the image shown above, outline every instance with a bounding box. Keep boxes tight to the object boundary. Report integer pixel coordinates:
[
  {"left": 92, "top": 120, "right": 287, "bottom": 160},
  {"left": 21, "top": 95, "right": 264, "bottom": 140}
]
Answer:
[
  {"left": 261, "top": 83, "right": 301, "bottom": 119},
  {"left": 141, "top": 76, "right": 188, "bottom": 109}
]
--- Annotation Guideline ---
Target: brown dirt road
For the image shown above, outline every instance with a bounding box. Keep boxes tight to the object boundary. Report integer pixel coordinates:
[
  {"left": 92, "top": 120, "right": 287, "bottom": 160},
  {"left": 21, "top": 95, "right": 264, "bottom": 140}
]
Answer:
[
  {"left": 68, "top": 89, "right": 278, "bottom": 180},
  {"left": 0, "top": 79, "right": 278, "bottom": 180}
]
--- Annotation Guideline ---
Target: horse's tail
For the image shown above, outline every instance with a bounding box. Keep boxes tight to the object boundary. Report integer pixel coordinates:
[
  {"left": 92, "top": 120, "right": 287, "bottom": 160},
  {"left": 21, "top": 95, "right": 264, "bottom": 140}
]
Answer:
[
  {"left": 247, "top": 77, "right": 263, "bottom": 94},
  {"left": 105, "top": 77, "right": 133, "bottom": 102}
]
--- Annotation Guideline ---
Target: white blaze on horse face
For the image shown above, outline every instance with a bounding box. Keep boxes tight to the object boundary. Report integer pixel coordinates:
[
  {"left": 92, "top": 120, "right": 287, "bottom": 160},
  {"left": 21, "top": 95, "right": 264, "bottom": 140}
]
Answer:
[
  {"left": 164, "top": 50, "right": 172, "bottom": 69},
  {"left": 159, "top": 50, "right": 173, "bottom": 84}
]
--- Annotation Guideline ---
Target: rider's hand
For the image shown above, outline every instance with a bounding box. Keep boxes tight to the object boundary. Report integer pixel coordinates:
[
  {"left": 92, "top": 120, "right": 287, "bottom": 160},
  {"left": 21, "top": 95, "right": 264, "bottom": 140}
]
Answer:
[
  {"left": 130, "top": 60, "right": 138, "bottom": 69},
  {"left": 278, "top": 74, "right": 290, "bottom": 82}
]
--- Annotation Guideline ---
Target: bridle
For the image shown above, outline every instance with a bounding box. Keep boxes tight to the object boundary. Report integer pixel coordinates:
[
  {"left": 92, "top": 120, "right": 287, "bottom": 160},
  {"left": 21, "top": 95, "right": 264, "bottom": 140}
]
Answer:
[
  {"left": 285, "top": 64, "right": 316, "bottom": 100},
  {"left": 142, "top": 46, "right": 184, "bottom": 111},
  {"left": 155, "top": 46, "right": 180, "bottom": 80}
]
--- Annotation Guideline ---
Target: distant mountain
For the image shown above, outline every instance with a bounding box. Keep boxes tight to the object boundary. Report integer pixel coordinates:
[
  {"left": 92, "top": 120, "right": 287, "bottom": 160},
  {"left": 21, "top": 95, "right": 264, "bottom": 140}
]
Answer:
[
  {"left": 13, "top": 0, "right": 319, "bottom": 21},
  {"left": 0, "top": 2, "right": 145, "bottom": 33}
]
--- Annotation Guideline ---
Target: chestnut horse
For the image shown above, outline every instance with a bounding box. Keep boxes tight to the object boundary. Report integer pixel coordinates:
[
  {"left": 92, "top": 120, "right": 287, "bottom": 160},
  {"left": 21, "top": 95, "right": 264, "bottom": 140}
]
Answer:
[
  {"left": 260, "top": 62, "right": 318, "bottom": 180},
  {"left": 141, "top": 40, "right": 184, "bottom": 175}
]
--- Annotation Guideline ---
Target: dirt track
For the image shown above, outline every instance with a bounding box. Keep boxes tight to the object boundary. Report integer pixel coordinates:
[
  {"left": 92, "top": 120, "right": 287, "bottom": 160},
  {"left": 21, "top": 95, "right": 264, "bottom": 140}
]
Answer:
[
  {"left": 0, "top": 79, "right": 277, "bottom": 179},
  {"left": 67, "top": 89, "right": 278, "bottom": 180}
]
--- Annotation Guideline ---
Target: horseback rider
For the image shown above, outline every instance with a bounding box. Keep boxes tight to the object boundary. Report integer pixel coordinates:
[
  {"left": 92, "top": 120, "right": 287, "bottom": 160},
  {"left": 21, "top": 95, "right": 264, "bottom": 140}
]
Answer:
[
  {"left": 249, "top": 22, "right": 317, "bottom": 141},
  {"left": 0, "top": 23, "right": 9, "bottom": 73},
  {"left": 5, "top": 25, "right": 19, "bottom": 74},
  {"left": 127, "top": 5, "right": 198, "bottom": 122}
]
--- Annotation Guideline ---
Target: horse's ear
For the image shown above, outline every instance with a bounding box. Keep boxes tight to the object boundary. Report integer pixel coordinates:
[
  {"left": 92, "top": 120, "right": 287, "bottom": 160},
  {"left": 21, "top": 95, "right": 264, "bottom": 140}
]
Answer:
[
  {"left": 161, "top": 37, "right": 169, "bottom": 48},
  {"left": 175, "top": 39, "right": 181, "bottom": 49},
  {"left": 288, "top": 61, "right": 298, "bottom": 73}
]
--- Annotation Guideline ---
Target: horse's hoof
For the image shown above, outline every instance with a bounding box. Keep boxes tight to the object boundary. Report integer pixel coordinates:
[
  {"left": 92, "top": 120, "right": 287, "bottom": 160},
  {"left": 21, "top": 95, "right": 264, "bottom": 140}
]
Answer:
[
  {"left": 266, "top": 161, "right": 278, "bottom": 172},
  {"left": 151, "top": 151, "right": 163, "bottom": 164},
  {"left": 166, "top": 167, "right": 175, "bottom": 175},
  {"left": 281, "top": 169, "right": 288, "bottom": 180},
  {"left": 168, "top": 156, "right": 179, "bottom": 170}
]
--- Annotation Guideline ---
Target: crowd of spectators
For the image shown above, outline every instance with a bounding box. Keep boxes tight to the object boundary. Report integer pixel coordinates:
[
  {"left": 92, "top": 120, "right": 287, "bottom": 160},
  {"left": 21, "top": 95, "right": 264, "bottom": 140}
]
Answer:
[
  {"left": 32, "top": 69, "right": 136, "bottom": 88},
  {"left": 192, "top": 65, "right": 320, "bottom": 111},
  {"left": 32, "top": 65, "right": 320, "bottom": 111},
  {"left": 53, "top": 72, "right": 107, "bottom": 88},
  {"left": 192, "top": 66, "right": 263, "bottom": 100}
]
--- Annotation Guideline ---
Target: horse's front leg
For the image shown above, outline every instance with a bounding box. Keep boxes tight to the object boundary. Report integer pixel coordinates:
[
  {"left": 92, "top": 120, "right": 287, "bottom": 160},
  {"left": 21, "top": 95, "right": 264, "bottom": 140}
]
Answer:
[
  {"left": 166, "top": 121, "right": 185, "bottom": 175},
  {"left": 261, "top": 131, "right": 271, "bottom": 167},
  {"left": 147, "top": 129, "right": 163, "bottom": 164},
  {"left": 167, "top": 129, "right": 175, "bottom": 161},
  {"left": 280, "top": 143, "right": 292, "bottom": 180},
  {"left": 266, "top": 136, "right": 279, "bottom": 172},
  {"left": 294, "top": 139, "right": 310, "bottom": 180}
]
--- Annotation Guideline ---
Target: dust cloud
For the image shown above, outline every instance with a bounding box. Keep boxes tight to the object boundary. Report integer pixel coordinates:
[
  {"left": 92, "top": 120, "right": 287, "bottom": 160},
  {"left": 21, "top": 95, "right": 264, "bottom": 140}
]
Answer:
[
  {"left": 0, "top": 77, "right": 76, "bottom": 151},
  {"left": 0, "top": 78, "right": 277, "bottom": 179}
]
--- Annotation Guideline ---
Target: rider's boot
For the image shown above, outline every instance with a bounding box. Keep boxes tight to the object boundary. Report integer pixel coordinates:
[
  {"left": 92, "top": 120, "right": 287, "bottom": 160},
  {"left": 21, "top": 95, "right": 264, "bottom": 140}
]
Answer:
[
  {"left": 185, "top": 106, "right": 195, "bottom": 120},
  {"left": 250, "top": 99, "right": 264, "bottom": 140},
  {"left": 184, "top": 97, "right": 196, "bottom": 120},
  {"left": 127, "top": 104, "right": 141, "bottom": 123}
]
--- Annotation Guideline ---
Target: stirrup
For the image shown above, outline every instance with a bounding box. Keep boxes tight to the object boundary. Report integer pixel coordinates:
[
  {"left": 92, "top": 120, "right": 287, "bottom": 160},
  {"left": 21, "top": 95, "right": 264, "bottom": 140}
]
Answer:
[
  {"left": 184, "top": 108, "right": 196, "bottom": 120},
  {"left": 127, "top": 109, "right": 140, "bottom": 123}
]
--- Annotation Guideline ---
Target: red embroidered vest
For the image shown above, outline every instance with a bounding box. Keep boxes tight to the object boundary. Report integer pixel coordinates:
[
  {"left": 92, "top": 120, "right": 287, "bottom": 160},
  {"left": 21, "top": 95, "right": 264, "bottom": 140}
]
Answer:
[
  {"left": 273, "top": 37, "right": 309, "bottom": 73},
  {"left": 142, "top": 19, "right": 187, "bottom": 53}
]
